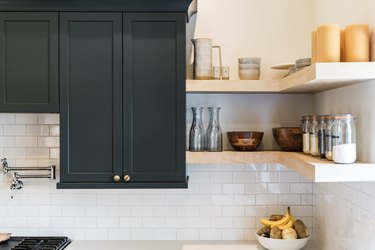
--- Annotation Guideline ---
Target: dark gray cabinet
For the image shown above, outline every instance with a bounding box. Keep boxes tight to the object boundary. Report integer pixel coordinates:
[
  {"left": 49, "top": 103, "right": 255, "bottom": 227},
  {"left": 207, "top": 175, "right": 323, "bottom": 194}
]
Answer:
[
  {"left": 0, "top": 12, "right": 59, "bottom": 112},
  {"left": 58, "top": 12, "right": 187, "bottom": 188}
]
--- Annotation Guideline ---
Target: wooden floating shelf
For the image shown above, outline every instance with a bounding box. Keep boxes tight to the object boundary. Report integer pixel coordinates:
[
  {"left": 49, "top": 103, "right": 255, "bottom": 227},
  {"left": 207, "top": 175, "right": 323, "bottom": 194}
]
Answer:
[
  {"left": 186, "top": 151, "right": 375, "bottom": 182},
  {"left": 186, "top": 62, "right": 375, "bottom": 94}
]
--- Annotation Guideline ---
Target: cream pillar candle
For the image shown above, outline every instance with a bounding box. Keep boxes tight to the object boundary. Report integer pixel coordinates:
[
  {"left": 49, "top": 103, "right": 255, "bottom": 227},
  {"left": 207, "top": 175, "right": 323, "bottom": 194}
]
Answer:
[
  {"left": 311, "top": 30, "right": 317, "bottom": 64},
  {"left": 345, "top": 24, "right": 369, "bottom": 62},
  {"left": 317, "top": 24, "right": 340, "bottom": 62},
  {"left": 371, "top": 28, "right": 375, "bottom": 62},
  {"left": 340, "top": 30, "right": 346, "bottom": 62}
]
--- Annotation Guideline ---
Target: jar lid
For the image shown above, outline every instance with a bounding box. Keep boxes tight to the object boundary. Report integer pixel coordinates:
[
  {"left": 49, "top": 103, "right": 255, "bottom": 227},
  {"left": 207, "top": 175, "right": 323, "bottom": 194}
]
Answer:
[
  {"left": 320, "top": 115, "right": 332, "bottom": 120},
  {"left": 302, "top": 115, "right": 312, "bottom": 120},
  {"left": 332, "top": 114, "right": 355, "bottom": 120}
]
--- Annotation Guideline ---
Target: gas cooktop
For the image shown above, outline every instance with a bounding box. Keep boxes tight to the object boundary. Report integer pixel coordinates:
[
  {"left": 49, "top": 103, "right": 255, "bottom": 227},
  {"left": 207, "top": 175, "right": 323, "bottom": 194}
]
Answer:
[{"left": 0, "top": 237, "right": 71, "bottom": 250}]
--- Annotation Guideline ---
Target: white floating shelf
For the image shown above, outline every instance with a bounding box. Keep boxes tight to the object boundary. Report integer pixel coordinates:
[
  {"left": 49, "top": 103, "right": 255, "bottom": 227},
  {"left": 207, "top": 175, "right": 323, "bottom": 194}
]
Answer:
[
  {"left": 186, "top": 151, "right": 375, "bottom": 182},
  {"left": 187, "top": 62, "right": 375, "bottom": 94}
]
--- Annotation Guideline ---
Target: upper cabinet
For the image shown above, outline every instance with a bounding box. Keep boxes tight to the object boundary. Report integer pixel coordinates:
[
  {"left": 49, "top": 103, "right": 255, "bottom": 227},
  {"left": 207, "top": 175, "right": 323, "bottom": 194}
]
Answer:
[
  {"left": 58, "top": 12, "right": 187, "bottom": 188},
  {"left": 0, "top": 12, "right": 59, "bottom": 112}
]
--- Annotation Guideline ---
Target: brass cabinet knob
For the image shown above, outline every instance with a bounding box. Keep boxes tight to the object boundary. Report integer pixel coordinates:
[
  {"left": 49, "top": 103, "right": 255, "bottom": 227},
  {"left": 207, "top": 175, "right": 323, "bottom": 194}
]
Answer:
[
  {"left": 113, "top": 175, "right": 120, "bottom": 182},
  {"left": 124, "top": 175, "right": 130, "bottom": 182}
]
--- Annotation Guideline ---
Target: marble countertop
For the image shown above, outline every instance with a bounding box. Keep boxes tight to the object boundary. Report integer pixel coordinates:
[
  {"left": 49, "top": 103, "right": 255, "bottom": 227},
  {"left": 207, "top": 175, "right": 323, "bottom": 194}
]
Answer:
[{"left": 65, "top": 240, "right": 319, "bottom": 250}]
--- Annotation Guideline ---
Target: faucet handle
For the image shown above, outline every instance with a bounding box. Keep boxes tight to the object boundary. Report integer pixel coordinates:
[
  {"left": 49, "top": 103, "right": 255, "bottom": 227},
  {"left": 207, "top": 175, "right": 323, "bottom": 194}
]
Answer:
[{"left": 10, "top": 172, "right": 23, "bottom": 190}]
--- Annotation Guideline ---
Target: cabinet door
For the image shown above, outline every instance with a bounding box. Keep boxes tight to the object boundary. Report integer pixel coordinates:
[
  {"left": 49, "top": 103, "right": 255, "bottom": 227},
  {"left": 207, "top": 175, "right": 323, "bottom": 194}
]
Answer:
[
  {"left": 59, "top": 13, "right": 123, "bottom": 184},
  {"left": 0, "top": 12, "right": 58, "bottom": 112},
  {"left": 123, "top": 13, "right": 186, "bottom": 185}
]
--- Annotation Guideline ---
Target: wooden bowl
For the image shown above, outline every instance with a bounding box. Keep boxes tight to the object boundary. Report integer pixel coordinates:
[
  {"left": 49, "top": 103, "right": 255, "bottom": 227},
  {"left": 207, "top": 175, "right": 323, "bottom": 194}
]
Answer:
[
  {"left": 272, "top": 127, "right": 303, "bottom": 151},
  {"left": 227, "top": 131, "right": 264, "bottom": 151}
]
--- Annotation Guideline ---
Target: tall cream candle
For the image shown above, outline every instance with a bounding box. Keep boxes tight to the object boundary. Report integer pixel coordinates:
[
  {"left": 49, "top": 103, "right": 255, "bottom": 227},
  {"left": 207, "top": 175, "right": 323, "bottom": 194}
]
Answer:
[
  {"left": 311, "top": 30, "right": 317, "bottom": 64},
  {"left": 345, "top": 24, "right": 369, "bottom": 62},
  {"left": 371, "top": 28, "right": 375, "bottom": 62},
  {"left": 340, "top": 30, "right": 346, "bottom": 62},
  {"left": 317, "top": 24, "right": 340, "bottom": 62}
]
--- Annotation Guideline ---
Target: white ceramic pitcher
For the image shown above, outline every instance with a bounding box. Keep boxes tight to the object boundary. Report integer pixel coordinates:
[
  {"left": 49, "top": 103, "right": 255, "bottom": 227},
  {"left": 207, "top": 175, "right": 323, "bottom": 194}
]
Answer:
[{"left": 191, "top": 38, "right": 222, "bottom": 80}]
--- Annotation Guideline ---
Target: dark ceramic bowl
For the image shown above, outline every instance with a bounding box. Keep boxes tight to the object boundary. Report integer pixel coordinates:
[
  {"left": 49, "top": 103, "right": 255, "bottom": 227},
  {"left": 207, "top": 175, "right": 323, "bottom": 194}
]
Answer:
[
  {"left": 227, "top": 131, "right": 264, "bottom": 151},
  {"left": 272, "top": 127, "right": 303, "bottom": 151}
]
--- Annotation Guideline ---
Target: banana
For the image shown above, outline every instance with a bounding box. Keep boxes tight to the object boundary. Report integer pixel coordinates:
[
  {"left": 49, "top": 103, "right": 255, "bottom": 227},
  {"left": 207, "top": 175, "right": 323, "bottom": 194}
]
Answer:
[
  {"left": 277, "top": 216, "right": 294, "bottom": 230},
  {"left": 260, "top": 207, "right": 291, "bottom": 227}
]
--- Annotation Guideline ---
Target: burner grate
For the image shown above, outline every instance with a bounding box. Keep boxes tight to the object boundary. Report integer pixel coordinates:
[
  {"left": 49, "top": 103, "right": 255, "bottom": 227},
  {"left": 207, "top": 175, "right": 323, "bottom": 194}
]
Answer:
[{"left": 11, "top": 237, "right": 71, "bottom": 250}]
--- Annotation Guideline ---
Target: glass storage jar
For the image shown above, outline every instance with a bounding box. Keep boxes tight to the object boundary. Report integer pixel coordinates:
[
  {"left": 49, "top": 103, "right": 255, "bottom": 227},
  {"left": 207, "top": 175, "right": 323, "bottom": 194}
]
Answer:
[
  {"left": 318, "top": 115, "right": 330, "bottom": 158},
  {"left": 301, "top": 116, "right": 311, "bottom": 154},
  {"left": 324, "top": 115, "right": 334, "bottom": 160},
  {"left": 331, "top": 114, "right": 356, "bottom": 164},
  {"left": 309, "top": 116, "right": 319, "bottom": 157}
]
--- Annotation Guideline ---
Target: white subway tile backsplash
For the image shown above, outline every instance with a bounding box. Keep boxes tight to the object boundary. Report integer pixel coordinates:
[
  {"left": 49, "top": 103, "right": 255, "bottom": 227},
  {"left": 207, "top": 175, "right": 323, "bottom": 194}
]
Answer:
[
  {"left": 4, "top": 125, "right": 26, "bottom": 136},
  {"left": 0, "top": 114, "right": 317, "bottom": 241},
  {"left": 15, "top": 114, "right": 37, "bottom": 124},
  {"left": 27, "top": 125, "right": 50, "bottom": 136}
]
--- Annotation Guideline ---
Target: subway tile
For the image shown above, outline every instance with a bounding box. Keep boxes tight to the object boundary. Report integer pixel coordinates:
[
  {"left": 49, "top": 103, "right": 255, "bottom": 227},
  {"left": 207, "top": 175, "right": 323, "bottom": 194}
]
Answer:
[
  {"left": 223, "top": 184, "right": 245, "bottom": 194},
  {"left": 62, "top": 206, "right": 85, "bottom": 216},
  {"left": 4, "top": 217, "right": 27, "bottom": 227},
  {"left": 38, "top": 137, "right": 60, "bottom": 147},
  {"left": 15, "top": 114, "right": 37, "bottom": 124},
  {"left": 233, "top": 217, "right": 255, "bottom": 229},
  {"left": 188, "top": 217, "right": 210, "bottom": 228},
  {"left": 16, "top": 228, "right": 39, "bottom": 236},
  {"left": 199, "top": 206, "right": 222, "bottom": 217},
  {"left": 267, "top": 163, "right": 289, "bottom": 171},
  {"left": 153, "top": 206, "right": 177, "bottom": 217},
  {"left": 120, "top": 217, "right": 142, "bottom": 228},
  {"left": 50, "top": 148, "right": 60, "bottom": 159},
  {"left": 291, "top": 183, "right": 313, "bottom": 194},
  {"left": 222, "top": 206, "right": 245, "bottom": 216},
  {"left": 221, "top": 163, "right": 244, "bottom": 172},
  {"left": 74, "top": 217, "right": 96, "bottom": 228},
  {"left": 0, "top": 137, "right": 15, "bottom": 147},
  {"left": 131, "top": 229, "right": 153, "bottom": 240},
  {"left": 4, "top": 148, "right": 27, "bottom": 158},
  {"left": 211, "top": 195, "right": 233, "bottom": 205},
  {"left": 85, "top": 206, "right": 108, "bottom": 216},
  {"left": 210, "top": 217, "right": 233, "bottom": 229},
  {"left": 108, "top": 229, "right": 131, "bottom": 240},
  {"left": 188, "top": 172, "right": 209, "bottom": 183},
  {"left": 49, "top": 125, "right": 60, "bottom": 136},
  {"left": 154, "top": 229, "right": 176, "bottom": 240},
  {"left": 0, "top": 125, "right": 3, "bottom": 136},
  {"left": 119, "top": 195, "right": 142, "bottom": 205},
  {"left": 186, "top": 164, "right": 200, "bottom": 172},
  {"left": 165, "top": 195, "right": 188, "bottom": 206},
  {"left": 256, "top": 172, "right": 278, "bottom": 183},
  {"left": 255, "top": 195, "right": 278, "bottom": 205},
  {"left": 177, "top": 206, "right": 199, "bottom": 217},
  {"left": 199, "top": 183, "right": 222, "bottom": 194},
  {"left": 39, "top": 205, "right": 62, "bottom": 216},
  {"left": 268, "top": 183, "right": 290, "bottom": 194},
  {"left": 40, "top": 228, "right": 62, "bottom": 236},
  {"left": 165, "top": 217, "right": 189, "bottom": 229},
  {"left": 28, "top": 217, "right": 51, "bottom": 227},
  {"left": 245, "top": 163, "right": 267, "bottom": 171},
  {"left": 26, "top": 148, "right": 49, "bottom": 159},
  {"left": 15, "top": 137, "right": 37, "bottom": 147},
  {"left": 233, "top": 195, "right": 255, "bottom": 205},
  {"left": 50, "top": 217, "right": 74, "bottom": 228},
  {"left": 302, "top": 195, "right": 313, "bottom": 205},
  {"left": 222, "top": 229, "right": 245, "bottom": 240},
  {"left": 38, "top": 114, "right": 59, "bottom": 125},
  {"left": 245, "top": 183, "right": 268, "bottom": 194},
  {"left": 97, "top": 217, "right": 120, "bottom": 228},
  {"left": 188, "top": 195, "right": 210, "bottom": 206},
  {"left": 278, "top": 172, "right": 301, "bottom": 182},
  {"left": 278, "top": 195, "right": 301, "bottom": 205},
  {"left": 107, "top": 206, "right": 131, "bottom": 216},
  {"left": 4, "top": 125, "right": 26, "bottom": 135},
  {"left": 199, "top": 229, "right": 222, "bottom": 240},
  {"left": 199, "top": 164, "right": 222, "bottom": 172},
  {"left": 142, "top": 217, "right": 165, "bottom": 228},
  {"left": 27, "top": 125, "right": 50, "bottom": 136},
  {"left": 177, "top": 229, "right": 199, "bottom": 240},
  {"left": 233, "top": 172, "right": 256, "bottom": 183},
  {"left": 0, "top": 114, "right": 15, "bottom": 124},
  {"left": 131, "top": 206, "right": 153, "bottom": 217},
  {"left": 142, "top": 195, "right": 165, "bottom": 205},
  {"left": 73, "top": 194, "right": 97, "bottom": 205},
  {"left": 62, "top": 229, "right": 85, "bottom": 240},
  {"left": 210, "top": 172, "right": 233, "bottom": 183},
  {"left": 84, "top": 229, "right": 108, "bottom": 240}
]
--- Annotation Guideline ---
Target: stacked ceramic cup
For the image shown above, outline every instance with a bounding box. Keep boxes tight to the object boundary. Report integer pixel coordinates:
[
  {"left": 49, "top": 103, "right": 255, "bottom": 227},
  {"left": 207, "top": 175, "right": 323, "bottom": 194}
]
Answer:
[{"left": 238, "top": 57, "right": 261, "bottom": 80}]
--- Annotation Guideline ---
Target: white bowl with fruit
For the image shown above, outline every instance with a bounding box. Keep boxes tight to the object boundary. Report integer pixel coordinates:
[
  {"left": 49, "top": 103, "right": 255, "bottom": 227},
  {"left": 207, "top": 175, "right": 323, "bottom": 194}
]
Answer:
[{"left": 255, "top": 207, "right": 310, "bottom": 250}]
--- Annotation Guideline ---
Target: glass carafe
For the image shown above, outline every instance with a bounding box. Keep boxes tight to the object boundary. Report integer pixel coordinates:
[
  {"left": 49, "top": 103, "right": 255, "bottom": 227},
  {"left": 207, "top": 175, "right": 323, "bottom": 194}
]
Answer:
[
  {"left": 206, "top": 107, "right": 222, "bottom": 152},
  {"left": 189, "top": 107, "right": 205, "bottom": 152}
]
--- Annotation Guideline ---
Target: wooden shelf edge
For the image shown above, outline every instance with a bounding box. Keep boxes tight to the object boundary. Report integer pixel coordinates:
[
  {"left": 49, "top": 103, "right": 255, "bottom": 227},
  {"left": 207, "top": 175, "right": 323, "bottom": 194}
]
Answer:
[
  {"left": 186, "top": 62, "right": 375, "bottom": 94},
  {"left": 186, "top": 151, "right": 375, "bottom": 182}
]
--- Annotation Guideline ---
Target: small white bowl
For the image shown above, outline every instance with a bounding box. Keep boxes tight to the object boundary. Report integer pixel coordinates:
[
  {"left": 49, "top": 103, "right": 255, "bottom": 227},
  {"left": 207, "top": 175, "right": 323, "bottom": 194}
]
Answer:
[
  {"left": 238, "top": 69, "right": 260, "bottom": 80},
  {"left": 238, "top": 57, "right": 261, "bottom": 65},
  {"left": 238, "top": 63, "right": 260, "bottom": 70},
  {"left": 255, "top": 233, "right": 310, "bottom": 250}
]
